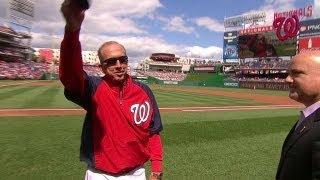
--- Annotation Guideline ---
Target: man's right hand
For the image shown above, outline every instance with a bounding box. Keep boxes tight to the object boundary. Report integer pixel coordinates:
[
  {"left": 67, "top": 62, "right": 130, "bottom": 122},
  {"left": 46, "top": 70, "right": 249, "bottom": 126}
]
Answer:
[{"left": 61, "top": 0, "right": 85, "bottom": 32}]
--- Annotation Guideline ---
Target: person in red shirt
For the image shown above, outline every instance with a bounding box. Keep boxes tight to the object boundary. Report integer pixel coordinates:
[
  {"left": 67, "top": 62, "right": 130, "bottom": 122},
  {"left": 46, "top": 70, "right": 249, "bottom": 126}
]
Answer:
[{"left": 60, "top": 1, "right": 163, "bottom": 179}]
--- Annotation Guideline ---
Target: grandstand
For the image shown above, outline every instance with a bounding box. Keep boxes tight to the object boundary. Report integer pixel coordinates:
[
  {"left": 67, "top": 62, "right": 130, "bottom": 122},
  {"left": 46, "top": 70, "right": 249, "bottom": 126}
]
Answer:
[
  {"left": 135, "top": 52, "right": 230, "bottom": 87},
  {"left": 0, "top": 26, "right": 32, "bottom": 61},
  {"left": 235, "top": 58, "right": 290, "bottom": 90},
  {"left": 136, "top": 17, "right": 313, "bottom": 89},
  {"left": 0, "top": 26, "right": 40, "bottom": 79},
  {"left": 0, "top": 31, "right": 104, "bottom": 80},
  {"left": 222, "top": 6, "right": 320, "bottom": 90},
  {"left": 137, "top": 53, "right": 188, "bottom": 84},
  {"left": 2, "top": 7, "right": 319, "bottom": 90},
  {"left": 0, "top": 60, "right": 52, "bottom": 79}
]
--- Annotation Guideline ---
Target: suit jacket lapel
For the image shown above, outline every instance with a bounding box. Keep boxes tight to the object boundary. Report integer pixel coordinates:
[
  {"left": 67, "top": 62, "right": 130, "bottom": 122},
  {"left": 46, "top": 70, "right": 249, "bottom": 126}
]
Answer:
[
  {"left": 277, "top": 107, "right": 320, "bottom": 178},
  {"left": 282, "top": 109, "right": 319, "bottom": 157}
]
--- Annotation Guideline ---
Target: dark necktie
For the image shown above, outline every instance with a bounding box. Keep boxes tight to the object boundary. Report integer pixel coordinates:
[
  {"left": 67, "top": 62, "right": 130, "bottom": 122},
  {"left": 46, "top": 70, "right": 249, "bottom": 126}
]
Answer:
[{"left": 295, "top": 111, "right": 305, "bottom": 130}]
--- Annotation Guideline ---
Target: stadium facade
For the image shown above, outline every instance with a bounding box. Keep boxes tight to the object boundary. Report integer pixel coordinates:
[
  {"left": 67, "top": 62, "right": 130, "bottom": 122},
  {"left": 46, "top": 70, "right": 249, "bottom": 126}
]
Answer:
[
  {"left": 222, "top": 4, "right": 320, "bottom": 90},
  {"left": 1, "top": 3, "right": 320, "bottom": 90}
]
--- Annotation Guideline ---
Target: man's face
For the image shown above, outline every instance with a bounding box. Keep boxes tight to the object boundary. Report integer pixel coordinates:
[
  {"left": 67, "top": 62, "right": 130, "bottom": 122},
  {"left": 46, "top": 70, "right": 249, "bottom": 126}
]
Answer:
[
  {"left": 286, "top": 54, "right": 320, "bottom": 106},
  {"left": 100, "top": 44, "right": 128, "bottom": 83}
]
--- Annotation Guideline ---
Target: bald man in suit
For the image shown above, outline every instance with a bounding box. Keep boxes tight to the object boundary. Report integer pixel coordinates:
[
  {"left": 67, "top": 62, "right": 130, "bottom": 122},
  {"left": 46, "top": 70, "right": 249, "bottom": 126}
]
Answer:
[{"left": 276, "top": 49, "right": 320, "bottom": 180}]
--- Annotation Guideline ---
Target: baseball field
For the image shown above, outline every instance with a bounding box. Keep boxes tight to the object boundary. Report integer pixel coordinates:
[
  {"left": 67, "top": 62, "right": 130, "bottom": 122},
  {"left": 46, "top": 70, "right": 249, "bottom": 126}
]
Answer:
[{"left": 0, "top": 80, "right": 301, "bottom": 179}]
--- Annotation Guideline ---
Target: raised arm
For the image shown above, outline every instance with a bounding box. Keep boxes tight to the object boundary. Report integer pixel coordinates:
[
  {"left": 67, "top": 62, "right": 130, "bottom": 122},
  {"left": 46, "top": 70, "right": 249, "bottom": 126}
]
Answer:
[{"left": 59, "top": 0, "right": 86, "bottom": 94}]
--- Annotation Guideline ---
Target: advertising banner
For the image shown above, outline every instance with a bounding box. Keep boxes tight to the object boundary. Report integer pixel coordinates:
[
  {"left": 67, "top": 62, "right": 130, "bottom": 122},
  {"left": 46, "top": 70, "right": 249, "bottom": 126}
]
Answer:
[
  {"left": 223, "top": 45, "right": 238, "bottom": 59},
  {"left": 223, "top": 31, "right": 238, "bottom": 59},
  {"left": 300, "top": 18, "right": 320, "bottom": 37},
  {"left": 224, "top": 59, "right": 239, "bottom": 63},
  {"left": 239, "top": 26, "right": 273, "bottom": 35},
  {"left": 224, "top": 11, "right": 266, "bottom": 28},
  {"left": 274, "top": 5, "right": 312, "bottom": 20},
  {"left": 223, "top": 31, "right": 238, "bottom": 45},
  {"left": 193, "top": 66, "right": 215, "bottom": 71},
  {"left": 299, "top": 36, "right": 320, "bottom": 51},
  {"left": 223, "top": 82, "right": 239, "bottom": 87}
]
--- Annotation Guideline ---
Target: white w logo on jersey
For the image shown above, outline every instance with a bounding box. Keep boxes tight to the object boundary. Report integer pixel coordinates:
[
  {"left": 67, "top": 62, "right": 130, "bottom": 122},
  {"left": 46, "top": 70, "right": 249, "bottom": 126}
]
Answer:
[{"left": 130, "top": 101, "right": 150, "bottom": 125}]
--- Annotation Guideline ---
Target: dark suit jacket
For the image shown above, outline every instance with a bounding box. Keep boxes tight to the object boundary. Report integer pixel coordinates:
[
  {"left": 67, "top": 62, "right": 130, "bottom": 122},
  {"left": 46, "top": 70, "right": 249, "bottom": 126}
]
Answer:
[{"left": 276, "top": 108, "right": 320, "bottom": 180}]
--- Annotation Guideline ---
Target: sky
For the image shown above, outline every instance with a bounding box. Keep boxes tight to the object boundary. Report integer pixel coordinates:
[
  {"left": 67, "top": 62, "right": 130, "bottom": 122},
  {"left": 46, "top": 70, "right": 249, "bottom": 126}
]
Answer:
[{"left": 0, "top": 0, "right": 318, "bottom": 64}]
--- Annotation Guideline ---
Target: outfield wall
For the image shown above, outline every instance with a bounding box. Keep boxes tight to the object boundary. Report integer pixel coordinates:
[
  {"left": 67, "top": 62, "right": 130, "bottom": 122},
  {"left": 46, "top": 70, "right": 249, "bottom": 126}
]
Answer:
[
  {"left": 239, "top": 81, "right": 288, "bottom": 90},
  {"left": 143, "top": 73, "right": 288, "bottom": 90},
  {"left": 179, "top": 73, "right": 226, "bottom": 87}
]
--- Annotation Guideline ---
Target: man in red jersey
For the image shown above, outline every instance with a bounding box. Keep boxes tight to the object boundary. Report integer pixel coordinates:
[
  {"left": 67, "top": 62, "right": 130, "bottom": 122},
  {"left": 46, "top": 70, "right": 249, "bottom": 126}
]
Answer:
[{"left": 60, "top": 0, "right": 163, "bottom": 179}]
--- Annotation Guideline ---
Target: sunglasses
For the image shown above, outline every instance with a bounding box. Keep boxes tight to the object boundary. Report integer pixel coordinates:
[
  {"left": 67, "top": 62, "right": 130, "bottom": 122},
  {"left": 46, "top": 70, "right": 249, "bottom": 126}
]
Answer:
[{"left": 101, "top": 56, "right": 128, "bottom": 67}]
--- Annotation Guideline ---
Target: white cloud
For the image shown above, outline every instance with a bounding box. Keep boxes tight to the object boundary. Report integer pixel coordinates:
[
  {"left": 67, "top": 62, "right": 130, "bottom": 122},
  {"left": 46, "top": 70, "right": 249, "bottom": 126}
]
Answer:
[
  {"left": 194, "top": 17, "right": 224, "bottom": 32},
  {"left": 32, "top": 20, "right": 65, "bottom": 34},
  {"left": 79, "top": 34, "right": 183, "bottom": 61},
  {"left": 90, "top": 0, "right": 163, "bottom": 18},
  {"left": 31, "top": 32, "right": 62, "bottom": 49},
  {"left": 30, "top": 0, "right": 162, "bottom": 35},
  {"left": 259, "top": 0, "right": 296, "bottom": 24},
  {"left": 162, "top": 16, "right": 195, "bottom": 34},
  {"left": 13, "top": 0, "right": 219, "bottom": 62},
  {"left": 0, "top": 0, "right": 7, "bottom": 19},
  {"left": 82, "top": 13, "right": 146, "bottom": 34},
  {"left": 31, "top": 32, "right": 221, "bottom": 62},
  {"left": 79, "top": 0, "right": 163, "bottom": 34},
  {"left": 185, "top": 46, "right": 223, "bottom": 59},
  {"left": 14, "top": 1, "right": 63, "bottom": 34},
  {"left": 314, "top": 0, "right": 320, "bottom": 17}
]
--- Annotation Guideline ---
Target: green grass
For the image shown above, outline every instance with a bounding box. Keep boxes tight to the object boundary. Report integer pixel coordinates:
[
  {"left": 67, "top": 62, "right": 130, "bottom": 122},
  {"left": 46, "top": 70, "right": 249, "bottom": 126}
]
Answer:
[
  {"left": 0, "top": 109, "right": 298, "bottom": 179},
  {"left": 0, "top": 80, "right": 299, "bottom": 179},
  {"left": 0, "top": 116, "right": 85, "bottom": 179},
  {"left": 151, "top": 84, "right": 290, "bottom": 97},
  {"left": 0, "top": 81, "right": 291, "bottom": 109},
  {"left": 154, "top": 90, "right": 262, "bottom": 107},
  {"left": 161, "top": 108, "right": 299, "bottom": 124},
  {"left": 0, "top": 80, "right": 42, "bottom": 86},
  {"left": 0, "top": 81, "right": 269, "bottom": 108},
  {"left": 181, "top": 73, "right": 225, "bottom": 87},
  {"left": 0, "top": 82, "right": 77, "bottom": 108}
]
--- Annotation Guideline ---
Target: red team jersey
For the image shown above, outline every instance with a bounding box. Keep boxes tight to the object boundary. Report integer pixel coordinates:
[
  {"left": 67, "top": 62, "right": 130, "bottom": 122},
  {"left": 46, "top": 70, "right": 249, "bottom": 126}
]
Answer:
[{"left": 59, "top": 30, "right": 163, "bottom": 175}]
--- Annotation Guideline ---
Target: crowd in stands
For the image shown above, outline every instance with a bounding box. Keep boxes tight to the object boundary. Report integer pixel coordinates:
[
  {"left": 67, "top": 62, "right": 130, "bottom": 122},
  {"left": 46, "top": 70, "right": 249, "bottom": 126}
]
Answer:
[
  {"left": 234, "top": 58, "right": 291, "bottom": 84},
  {"left": 83, "top": 65, "right": 104, "bottom": 77},
  {"left": 0, "top": 60, "right": 104, "bottom": 80},
  {"left": 0, "top": 48, "right": 23, "bottom": 57},
  {"left": 138, "top": 70, "right": 187, "bottom": 81},
  {"left": 0, "top": 60, "right": 53, "bottom": 79},
  {"left": 239, "top": 58, "right": 290, "bottom": 69}
]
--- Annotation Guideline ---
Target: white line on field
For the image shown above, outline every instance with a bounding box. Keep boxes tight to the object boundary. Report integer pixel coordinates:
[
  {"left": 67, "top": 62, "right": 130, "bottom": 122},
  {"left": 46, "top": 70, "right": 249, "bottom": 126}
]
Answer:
[
  {"left": 0, "top": 105, "right": 302, "bottom": 112},
  {"left": 0, "top": 81, "right": 36, "bottom": 88},
  {"left": 159, "top": 105, "right": 301, "bottom": 110},
  {"left": 0, "top": 108, "right": 82, "bottom": 111},
  {"left": 182, "top": 106, "right": 299, "bottom": 112}
]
